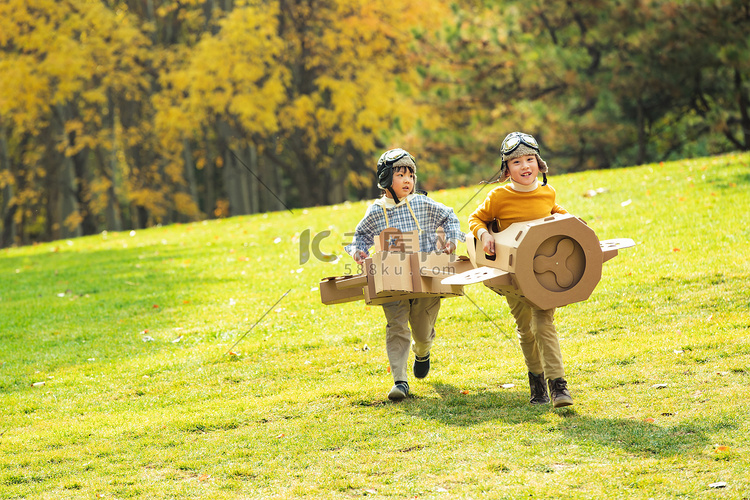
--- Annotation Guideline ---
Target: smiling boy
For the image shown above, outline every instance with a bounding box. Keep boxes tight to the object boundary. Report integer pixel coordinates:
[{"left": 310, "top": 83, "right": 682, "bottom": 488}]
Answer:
[{"left": 468, "top": 132, "right": 574, "bottom": 408}]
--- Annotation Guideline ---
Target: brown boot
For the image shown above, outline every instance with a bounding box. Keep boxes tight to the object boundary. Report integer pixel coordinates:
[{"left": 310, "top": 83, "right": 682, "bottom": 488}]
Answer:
[
  {"left": 528, "top": 372, "right": 550, "bottom": 404},
  {"left": 548, "top": 377, "right": 573, "bottom": 408}
]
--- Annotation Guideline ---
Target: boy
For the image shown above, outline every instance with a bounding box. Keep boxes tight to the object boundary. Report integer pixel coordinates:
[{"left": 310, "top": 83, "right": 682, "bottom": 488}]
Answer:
[
  {"left": 468, "top": 132, "right": 574, "bottom": 408},
  {"left": 346, "top": 148, "right": 463, "bottom": 401}
]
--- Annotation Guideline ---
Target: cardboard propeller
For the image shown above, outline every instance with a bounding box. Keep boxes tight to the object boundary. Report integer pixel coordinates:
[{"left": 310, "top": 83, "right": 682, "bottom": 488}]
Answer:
[
  {"left": 320, "top": 228, "right": 474, "bottom": 306},
  {"left": 442, "top": 213, "right": 635, "bottom": 309}
]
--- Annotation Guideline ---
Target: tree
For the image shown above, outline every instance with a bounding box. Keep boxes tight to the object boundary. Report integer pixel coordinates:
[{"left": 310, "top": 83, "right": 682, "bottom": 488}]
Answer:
[
  {"left": 0, "top": 0, "right": 154, "bottom": 243},
  {"left": 415, "top": 0, "right": 750, "bottom": 185}
]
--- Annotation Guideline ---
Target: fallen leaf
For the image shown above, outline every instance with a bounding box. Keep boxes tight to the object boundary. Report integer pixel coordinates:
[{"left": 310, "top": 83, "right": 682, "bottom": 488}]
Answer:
[
  {"left": 714, "top": 445, "right": 730, "bottom": 453},
  {"left": 461, "top": 390, "right": 470, "bottom": 395},
  {"left": 672, "top": 248, "right": 681, "bottom": 252},
  {"left": 198, "top": 474, "right": 210, "bottom": 481},
  {"left": 153, "top": 304, "right": 159, "bottom": 308},
  {"left": 644, "top": 417, "right": 655, "bottom": 423}
]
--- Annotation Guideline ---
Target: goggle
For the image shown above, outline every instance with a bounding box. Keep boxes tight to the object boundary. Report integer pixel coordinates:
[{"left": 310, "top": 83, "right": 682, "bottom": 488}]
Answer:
[
  {"left": 380, "top": 148, "right": 415, "bottom": 166},
  {"left": 501, "top": 132, "right": 539, "bottom": 155}
]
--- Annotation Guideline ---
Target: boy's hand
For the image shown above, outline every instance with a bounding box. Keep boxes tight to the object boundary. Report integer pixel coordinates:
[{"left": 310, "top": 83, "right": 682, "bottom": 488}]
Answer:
[
  {"left": 481, "top": 232, "right": 495, "bottom": 255},
  {"left": 352, "top": 250, "right": 368, "bottom": 265},
  {"left": 438, "top": 241, "right": 456, "bottom": 254}
]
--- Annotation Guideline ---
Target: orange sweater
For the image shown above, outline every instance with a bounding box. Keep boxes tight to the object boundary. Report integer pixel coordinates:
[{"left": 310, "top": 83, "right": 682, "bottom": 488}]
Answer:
[{"left": 469, "top": 183, "right": 567, "bottom": 239}]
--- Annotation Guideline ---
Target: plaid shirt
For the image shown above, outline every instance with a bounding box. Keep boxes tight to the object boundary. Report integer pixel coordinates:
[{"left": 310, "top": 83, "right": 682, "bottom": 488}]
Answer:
[{"left": 345, "top": 194, "right": 465, "bottom": 256}]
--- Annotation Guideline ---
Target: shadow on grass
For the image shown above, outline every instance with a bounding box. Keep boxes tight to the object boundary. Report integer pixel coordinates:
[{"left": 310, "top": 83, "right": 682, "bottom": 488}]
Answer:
[
  {"left": 402, "top": 382, "right": 551, "bottom": 426},
  {"left": 556, "top": 414, "right": 721, "bottom": 457},
  {"left": 396, "top": 383, "right": 731, "bottom": 458}
]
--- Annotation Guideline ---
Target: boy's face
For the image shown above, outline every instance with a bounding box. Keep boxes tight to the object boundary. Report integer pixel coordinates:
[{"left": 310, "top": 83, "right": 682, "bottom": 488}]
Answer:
[
  {"left": 507, "top": 154, "right": 539, "bottom": 186},
  {"left": 386, "top": 166, "right": 414, "bottom": 198}
]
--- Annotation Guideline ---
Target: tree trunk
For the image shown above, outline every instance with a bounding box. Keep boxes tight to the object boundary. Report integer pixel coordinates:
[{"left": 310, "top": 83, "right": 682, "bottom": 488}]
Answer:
[
  {"left": 736, "top": 69, "right": 750, "bottom": 150},
  {"left": 0, "top": 125, "right": 17, "bottom": 247},
  {"left": 71, "top": 146, "right": 97, "bottom": 235},
  {"left": 637, "top": 99, "right": 646, "bottom": 165},
  {"left": 202, "top": 128, "right": 216, "bottom": 218},
  {"left": 247, "top": 144, "right": 259, "bottom": 214},
  {"left": 103, "top": 90, "right": 123, "bottom": 231},
  {"left": 182, "top": 139, "right": 201, "bottom": 220},
  {"left": 60, "top": 155, "right": 82, "bottom": 239}
]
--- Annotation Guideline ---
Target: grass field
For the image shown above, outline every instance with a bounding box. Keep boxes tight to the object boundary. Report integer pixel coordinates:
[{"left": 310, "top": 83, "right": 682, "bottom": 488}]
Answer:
[{"left": 1, "top": 153, "right": 749, "bottom": 499}]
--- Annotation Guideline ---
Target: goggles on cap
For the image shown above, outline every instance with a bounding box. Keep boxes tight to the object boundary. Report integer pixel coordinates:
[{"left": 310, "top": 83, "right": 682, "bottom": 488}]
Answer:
[
  {"left": 379, "top": 148, "right": 414, "bottom": 166},
  {"left": 501, "top": 132, "right": 539, "bottom": 155}
]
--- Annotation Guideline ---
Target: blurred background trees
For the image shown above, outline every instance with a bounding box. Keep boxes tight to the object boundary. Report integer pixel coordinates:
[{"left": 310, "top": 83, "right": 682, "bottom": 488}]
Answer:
[{"left": 1, "top": 0, "right": 748, "bottom": 246}]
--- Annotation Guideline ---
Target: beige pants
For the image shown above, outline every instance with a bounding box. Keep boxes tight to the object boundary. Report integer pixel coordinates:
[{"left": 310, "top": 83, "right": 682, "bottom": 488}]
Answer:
[
  {"left": 381, "top": 297, "right": 441, "bottom": 383},
  {"left": 506, "top": 295, "right": 565, "bottom": 380}
]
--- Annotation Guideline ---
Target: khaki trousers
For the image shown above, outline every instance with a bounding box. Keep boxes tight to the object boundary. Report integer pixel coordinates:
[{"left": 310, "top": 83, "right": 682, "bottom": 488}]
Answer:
[
  {"left": 381, "top": 297, "right": 441, "bottom": 383},
  {"left": 506, "top": 295, "right": 565, "bottom": 380}
]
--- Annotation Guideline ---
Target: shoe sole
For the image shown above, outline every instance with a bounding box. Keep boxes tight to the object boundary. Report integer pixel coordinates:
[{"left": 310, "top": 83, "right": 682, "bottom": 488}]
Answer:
[
  {"left": 553, "top": 398, "right": 573, "bottom": 408},
  {"left": 387, "top": 388, "right": 408, "bottom": 401}
]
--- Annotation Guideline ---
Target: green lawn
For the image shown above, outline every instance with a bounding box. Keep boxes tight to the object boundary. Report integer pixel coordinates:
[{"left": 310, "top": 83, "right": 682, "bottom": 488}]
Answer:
[{"left": 1, "top": 153, "right": 749, "bottom": 499}]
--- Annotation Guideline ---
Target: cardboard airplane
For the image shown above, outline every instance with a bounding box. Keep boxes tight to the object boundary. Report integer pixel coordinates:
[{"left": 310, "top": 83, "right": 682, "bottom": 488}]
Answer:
[
  {"left": 319, "top": 228, "right": 475, "bottom": 306},
  {"left": 442, "top": 213, "right": 635, "bottom": 309}
]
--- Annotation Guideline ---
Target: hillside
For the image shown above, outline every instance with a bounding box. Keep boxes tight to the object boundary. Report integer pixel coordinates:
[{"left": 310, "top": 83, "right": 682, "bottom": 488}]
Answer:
[{"left": 0, "top": 153, "right": 748, "bottom": 499}]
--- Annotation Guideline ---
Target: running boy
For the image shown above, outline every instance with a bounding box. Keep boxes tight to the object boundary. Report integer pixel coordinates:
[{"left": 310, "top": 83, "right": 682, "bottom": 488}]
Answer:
[
  {"left": 468, "top": 132, "right": 574, "bottom": 408},
  {"left": 346, "top": 148, "right": 463, "bottom": 401}
]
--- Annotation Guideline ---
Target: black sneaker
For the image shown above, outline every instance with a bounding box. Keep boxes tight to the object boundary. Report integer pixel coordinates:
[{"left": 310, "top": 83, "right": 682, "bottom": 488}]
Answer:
[
  {"left": 414, "top": 353, "right": 430, "bottom": 379},
  {"left": 548, "top": 377, "right": 573, "bottom": 408},
  {"left": 528, "top": 372, "right": 550, "bottom": 404},
  {"left": 388, "top": 381, "right": 410, "bottom": 401}
]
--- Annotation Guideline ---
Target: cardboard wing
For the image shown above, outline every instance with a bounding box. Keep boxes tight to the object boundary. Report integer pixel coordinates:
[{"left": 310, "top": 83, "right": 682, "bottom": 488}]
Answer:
[
  {"left": 320, "top": 228, "right": 473, "bottom": 306},
  {"left": 442, "top": 214, "right": 635, "bottom": 309},
  {"left": 600, "top": 238, "right": 636, "bottom": 263}
]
